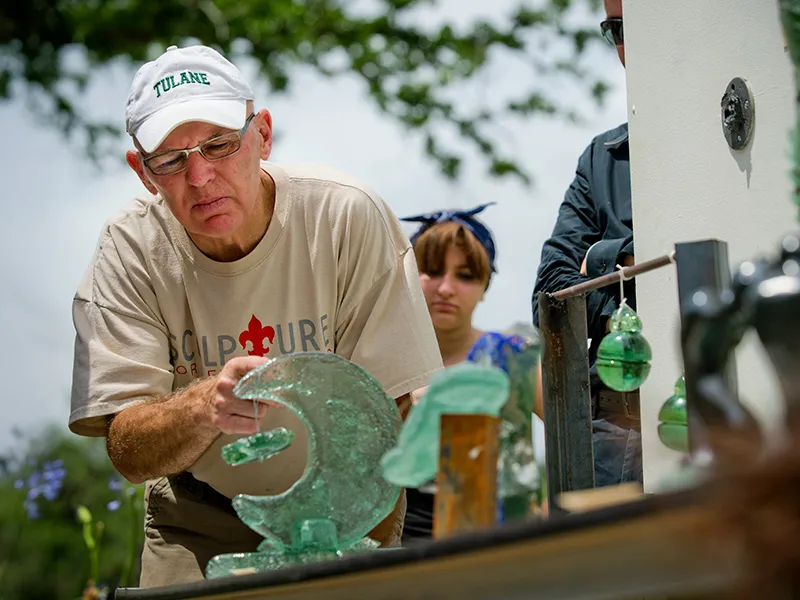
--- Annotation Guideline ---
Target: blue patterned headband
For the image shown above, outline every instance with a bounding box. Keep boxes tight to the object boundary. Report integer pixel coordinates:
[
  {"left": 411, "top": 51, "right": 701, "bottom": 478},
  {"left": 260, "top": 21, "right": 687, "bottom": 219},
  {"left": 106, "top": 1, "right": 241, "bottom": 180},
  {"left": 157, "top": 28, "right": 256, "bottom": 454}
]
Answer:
[{"left": 401, "top": 202, "right": 497, "bottom": 273}]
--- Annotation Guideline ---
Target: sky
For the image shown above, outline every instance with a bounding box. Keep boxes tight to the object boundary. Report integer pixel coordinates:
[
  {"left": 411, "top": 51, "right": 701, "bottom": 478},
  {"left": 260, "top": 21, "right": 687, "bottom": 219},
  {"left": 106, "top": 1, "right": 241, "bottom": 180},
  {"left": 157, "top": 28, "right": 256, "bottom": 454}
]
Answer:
[{"left": 0, "top": 0, "right": 627, "bottom": 450}]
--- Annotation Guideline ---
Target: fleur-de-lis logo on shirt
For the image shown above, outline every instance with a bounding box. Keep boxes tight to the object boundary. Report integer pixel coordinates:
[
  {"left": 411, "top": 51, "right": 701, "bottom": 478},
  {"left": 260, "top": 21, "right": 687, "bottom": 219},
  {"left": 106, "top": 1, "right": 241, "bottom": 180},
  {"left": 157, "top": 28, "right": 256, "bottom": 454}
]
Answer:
[{"left": 238, "top": 315, "right": 276, "bottom": 357}]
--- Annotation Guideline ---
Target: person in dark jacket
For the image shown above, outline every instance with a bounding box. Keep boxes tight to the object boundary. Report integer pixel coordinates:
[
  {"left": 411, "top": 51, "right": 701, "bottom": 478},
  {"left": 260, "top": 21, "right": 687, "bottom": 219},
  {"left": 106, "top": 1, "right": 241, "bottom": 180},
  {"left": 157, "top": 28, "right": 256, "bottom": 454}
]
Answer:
[{"left": 532, "top": 0, "right": 643, "bottom": 487}]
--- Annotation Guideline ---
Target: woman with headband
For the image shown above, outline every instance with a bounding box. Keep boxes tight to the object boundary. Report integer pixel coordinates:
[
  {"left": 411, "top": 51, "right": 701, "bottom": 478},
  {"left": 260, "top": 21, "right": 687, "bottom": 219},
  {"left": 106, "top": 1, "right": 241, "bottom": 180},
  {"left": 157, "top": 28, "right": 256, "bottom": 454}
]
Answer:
[
  {"left": 403, "top": 203, "right": 498, "bottom": 367},
  {"left": 399, "top": 202, "right": 499, "bottom": 542}
]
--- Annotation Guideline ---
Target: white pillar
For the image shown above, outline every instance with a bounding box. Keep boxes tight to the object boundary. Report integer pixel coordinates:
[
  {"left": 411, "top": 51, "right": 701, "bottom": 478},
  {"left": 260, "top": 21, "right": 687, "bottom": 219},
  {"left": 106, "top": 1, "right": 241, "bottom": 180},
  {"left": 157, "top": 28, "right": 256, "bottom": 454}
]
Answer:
[{"left": 624, "top": 0, "right": 795, "bottom": 489}]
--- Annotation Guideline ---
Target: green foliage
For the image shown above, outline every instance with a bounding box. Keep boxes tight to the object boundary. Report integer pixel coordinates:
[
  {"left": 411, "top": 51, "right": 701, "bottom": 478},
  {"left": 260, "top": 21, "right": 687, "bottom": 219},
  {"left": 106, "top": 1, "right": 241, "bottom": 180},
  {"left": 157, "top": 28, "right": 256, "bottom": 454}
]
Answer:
[
  {"left": 0, "top": 427, "right": 144, "bottom": 600},
  {"left": 0, "top": 0, "right": 610, "bottom": 183}
]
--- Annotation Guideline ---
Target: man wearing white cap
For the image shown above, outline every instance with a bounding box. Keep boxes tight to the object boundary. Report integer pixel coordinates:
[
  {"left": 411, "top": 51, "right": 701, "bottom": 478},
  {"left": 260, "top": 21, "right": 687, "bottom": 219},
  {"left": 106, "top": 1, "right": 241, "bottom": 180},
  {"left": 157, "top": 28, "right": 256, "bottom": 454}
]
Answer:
[{"left": 68, "top": 44, "right": 442, "bottom": 587}]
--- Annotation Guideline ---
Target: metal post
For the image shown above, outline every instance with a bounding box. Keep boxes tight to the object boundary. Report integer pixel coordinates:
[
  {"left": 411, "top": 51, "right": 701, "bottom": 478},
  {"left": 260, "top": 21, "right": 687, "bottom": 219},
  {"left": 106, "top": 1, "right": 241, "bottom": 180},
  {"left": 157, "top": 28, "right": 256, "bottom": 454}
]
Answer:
[
  {"left": 538, "top": 292, "right": 595, "bottom": 512},
  {"left": 434, "top": 414, "right": 501, "bottom": 538},
  {"left": 674, "top": 239, "right": 737, "bottom": 451}
]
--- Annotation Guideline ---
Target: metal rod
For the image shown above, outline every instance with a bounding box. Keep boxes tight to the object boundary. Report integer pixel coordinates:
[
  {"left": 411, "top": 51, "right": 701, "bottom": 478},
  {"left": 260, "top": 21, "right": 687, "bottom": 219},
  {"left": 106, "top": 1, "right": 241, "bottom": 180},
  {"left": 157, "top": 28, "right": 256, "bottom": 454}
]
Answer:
[{"left": 552, "top": 253, "right": 675, "bottom": 300}]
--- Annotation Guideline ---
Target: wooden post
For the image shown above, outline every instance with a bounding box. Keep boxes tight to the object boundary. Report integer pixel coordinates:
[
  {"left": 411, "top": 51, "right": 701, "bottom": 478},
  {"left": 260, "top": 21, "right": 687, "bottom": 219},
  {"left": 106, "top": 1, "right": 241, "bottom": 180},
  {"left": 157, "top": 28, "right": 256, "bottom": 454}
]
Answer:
[
  {"left": 434, "top": 414, "right": 501, "bottom": 539},
  {"left": 538, "top": 292, "right": 595, "bottom": 513}
]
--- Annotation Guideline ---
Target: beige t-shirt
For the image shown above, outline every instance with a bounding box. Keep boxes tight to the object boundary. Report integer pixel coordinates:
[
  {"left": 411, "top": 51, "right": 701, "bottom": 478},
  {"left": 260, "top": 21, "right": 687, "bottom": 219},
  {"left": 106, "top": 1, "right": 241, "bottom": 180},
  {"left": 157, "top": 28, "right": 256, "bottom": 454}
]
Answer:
[{"left": 69, "top": 162, "right": 442, "bottom": 499}]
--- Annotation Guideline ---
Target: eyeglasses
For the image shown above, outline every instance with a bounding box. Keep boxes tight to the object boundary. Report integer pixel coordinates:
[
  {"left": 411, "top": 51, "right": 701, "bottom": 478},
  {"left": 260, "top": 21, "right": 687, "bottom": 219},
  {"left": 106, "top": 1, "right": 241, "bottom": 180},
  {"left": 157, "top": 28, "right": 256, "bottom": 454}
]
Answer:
[
  {"left": 143, "top": 113, "right": 256, "bottom": 176},
  {"left": 600, "top": 18, "right": 624, "bottom": 46}
]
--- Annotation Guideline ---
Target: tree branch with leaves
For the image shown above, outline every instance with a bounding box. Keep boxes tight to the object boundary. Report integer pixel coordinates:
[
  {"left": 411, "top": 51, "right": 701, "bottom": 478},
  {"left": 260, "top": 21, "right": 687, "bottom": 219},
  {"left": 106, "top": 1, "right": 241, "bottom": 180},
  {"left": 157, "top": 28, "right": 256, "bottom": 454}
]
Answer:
[{"left": 1, "top": 0, "right": 610, "bottom": 182}]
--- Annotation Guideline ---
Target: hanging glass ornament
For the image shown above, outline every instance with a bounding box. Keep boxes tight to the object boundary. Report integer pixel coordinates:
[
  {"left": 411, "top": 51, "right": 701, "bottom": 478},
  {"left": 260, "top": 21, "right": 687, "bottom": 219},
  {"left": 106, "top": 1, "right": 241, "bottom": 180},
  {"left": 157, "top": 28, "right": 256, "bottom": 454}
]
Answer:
[
  {"left": 596, "top": 302, "right": 652, "bottom": 392},
  {"left": 658, "top": 375, "right": 688, "bottom": 453}
]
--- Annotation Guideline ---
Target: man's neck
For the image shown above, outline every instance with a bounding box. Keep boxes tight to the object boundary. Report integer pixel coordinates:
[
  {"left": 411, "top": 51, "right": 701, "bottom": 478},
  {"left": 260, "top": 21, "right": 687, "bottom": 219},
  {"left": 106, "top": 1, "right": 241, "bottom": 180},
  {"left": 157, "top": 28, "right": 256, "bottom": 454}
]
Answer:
[
  {"left": 437, "top": 325, "right": 482, "bottom": 367},
  {"left": 191, "top": 171, "right": 276, "bottom": 262}
]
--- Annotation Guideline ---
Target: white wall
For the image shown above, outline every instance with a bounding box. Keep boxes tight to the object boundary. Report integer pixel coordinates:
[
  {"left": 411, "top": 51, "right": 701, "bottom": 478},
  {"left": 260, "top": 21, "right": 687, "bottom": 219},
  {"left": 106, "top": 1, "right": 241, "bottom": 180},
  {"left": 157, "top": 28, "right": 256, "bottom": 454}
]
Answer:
[{"left": 624, "top": 0, "right": 796, "bottom": 488}]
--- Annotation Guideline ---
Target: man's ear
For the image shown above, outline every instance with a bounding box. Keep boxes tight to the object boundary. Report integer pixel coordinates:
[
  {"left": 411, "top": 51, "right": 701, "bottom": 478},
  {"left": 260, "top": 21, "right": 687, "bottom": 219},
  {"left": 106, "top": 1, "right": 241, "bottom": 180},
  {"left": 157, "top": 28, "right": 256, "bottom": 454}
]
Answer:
[
  {"left": 126, "top": 150, "right": 159, "bottom": 196},
  {"left": 254, "top": 109, "right": 273, "bottom": 161}
]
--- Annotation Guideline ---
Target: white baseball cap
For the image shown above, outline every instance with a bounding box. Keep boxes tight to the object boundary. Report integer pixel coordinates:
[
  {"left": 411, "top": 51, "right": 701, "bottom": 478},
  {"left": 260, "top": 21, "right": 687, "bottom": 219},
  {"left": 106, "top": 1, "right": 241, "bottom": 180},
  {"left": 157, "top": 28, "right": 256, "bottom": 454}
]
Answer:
[{"left": 125, "top": 44, "right": 255, "bottom": 153}]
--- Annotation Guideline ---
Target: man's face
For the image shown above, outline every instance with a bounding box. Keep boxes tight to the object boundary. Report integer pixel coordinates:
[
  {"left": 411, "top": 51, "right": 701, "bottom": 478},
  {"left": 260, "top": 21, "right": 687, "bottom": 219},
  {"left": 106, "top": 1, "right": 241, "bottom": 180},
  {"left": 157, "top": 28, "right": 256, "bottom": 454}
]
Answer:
[
  {"left": 604, "top": 0, "right": 625, "bottom": 66},
  {"left": 126, "top": 109, "right": 273, "bottom": 248}
]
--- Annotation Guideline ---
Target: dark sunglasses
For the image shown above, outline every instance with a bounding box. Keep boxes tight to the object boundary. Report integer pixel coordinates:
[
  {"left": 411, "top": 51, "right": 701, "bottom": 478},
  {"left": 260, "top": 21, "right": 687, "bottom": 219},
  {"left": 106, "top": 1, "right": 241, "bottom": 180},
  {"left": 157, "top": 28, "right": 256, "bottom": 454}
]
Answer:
[{"left": 600, "top": 18, "right": 623, "bottom": 46}]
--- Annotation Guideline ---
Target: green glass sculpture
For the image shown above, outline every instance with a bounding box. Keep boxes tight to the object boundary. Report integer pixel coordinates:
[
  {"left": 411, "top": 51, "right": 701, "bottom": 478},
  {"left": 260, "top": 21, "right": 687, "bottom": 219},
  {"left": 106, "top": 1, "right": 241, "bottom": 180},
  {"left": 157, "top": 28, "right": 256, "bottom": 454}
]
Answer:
[
  {"left": 381, "top": 362, "right": 510, "bottom": 488},
  {"left": 205, "top": 352, "right": 401, "bottom": 579},
  {"left": 221, "top": 428, "right": 295, "bottom": 467},
  {"left": 658, "top": 375, "right": 689, "bottom": 453},
  {"left": 467, "top": 328, "right": 542, "bottom": 521},
  {"left": 596, "top": 303, "right": 652, "bottom": 392}
]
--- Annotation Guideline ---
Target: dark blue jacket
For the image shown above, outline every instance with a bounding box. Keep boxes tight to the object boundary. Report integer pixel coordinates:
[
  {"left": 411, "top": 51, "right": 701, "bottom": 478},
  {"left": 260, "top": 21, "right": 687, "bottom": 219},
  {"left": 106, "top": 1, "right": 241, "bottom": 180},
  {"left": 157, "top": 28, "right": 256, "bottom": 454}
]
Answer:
[{"left": 532, "top": 123, "right": 634, "bottom": 373}]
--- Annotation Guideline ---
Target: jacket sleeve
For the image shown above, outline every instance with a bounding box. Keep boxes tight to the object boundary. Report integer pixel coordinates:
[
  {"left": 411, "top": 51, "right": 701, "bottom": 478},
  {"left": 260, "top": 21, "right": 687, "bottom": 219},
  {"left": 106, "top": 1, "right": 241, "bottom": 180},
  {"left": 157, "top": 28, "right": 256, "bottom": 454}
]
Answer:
[
  {"left": 584, "top": 236, "right": 634, "bottom": 278},
  {"left": 531, "top": 144, "right": 620, "bottom": 346}
]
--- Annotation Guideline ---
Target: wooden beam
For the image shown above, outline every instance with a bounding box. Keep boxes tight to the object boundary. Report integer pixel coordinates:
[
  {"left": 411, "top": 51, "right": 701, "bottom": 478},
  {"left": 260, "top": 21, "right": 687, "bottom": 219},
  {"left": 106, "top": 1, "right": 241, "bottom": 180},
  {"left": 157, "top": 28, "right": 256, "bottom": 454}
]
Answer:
[
  {"left": 116, "top": 494, "right": 742, "bottom": 600},
  {"left": 434, "top": 414, "right": 501, "bottom": 539},
  {"left": 538, "top": 292, "right": 595, "bottom": 511},
  {"left": 557, "top": 482, "right": 644, "bottom": 514}
]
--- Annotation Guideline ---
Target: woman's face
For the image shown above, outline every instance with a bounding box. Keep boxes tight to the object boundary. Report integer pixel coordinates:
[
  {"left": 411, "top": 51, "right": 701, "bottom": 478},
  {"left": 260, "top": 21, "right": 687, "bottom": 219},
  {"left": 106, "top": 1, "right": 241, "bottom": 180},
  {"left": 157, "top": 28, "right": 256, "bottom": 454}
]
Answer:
[{"left": 420, "top": 244, "right": 485, "bottom": 332}]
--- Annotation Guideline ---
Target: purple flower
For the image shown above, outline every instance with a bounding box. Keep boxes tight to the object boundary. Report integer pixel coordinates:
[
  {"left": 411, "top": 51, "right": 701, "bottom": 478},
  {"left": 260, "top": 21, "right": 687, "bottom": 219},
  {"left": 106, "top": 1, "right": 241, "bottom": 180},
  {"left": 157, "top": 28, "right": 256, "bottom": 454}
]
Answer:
[
  {"left": 108, "top": 476, "right": 139, "bottom": 503},
  {"left": 16, "top": 458, "right": 68, "bottom": 519},
  {"left": 24, "top": 499, "right": 39, "bottom": 519},
  {"left": 41, "top": 484, "right": 60, "bottom": 501},
  {"left": 43, "top": 468, "right": 66, "bottom": 483},
  {"left": 27, "top": 471, "right": 40, "bottom": 489},
  {"left": 107, "top": 499, "right": 122, "bottom": 512}
]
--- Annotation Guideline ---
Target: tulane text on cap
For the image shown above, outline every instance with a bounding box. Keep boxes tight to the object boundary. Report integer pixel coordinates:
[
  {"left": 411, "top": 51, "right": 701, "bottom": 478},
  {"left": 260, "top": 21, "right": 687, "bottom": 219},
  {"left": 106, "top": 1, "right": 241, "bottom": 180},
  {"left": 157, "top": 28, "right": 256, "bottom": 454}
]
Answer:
[{"left": 153, "top": 71, "right": 211, "bottom": 98}]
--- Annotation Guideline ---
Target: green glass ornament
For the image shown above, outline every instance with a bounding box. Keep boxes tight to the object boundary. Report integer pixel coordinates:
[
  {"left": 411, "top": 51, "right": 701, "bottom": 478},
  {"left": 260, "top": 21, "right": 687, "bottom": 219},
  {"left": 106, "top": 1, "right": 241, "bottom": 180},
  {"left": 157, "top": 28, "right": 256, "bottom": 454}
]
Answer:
[
  {"left": 595, "top": 303, "right": 652, "bottom": 392},
  {"left": 658, "top": 375, "right": 689, "bottom": 453}
]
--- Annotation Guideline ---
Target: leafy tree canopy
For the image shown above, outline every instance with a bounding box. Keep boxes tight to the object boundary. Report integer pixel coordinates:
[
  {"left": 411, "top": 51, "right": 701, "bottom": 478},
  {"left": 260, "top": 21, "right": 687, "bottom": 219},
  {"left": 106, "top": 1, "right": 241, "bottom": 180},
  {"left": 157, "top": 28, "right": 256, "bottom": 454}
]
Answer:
[{"left": 1, "top": 0, "right": 609, "bottom": 182}]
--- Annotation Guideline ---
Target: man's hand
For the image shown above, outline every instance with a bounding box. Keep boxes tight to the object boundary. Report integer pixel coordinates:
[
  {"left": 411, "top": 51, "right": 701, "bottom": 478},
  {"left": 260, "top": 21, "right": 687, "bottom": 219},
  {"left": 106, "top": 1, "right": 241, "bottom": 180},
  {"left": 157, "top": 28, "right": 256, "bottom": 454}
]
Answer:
[
  {"left": 107, "top": 355, "right": 273, "bottom": 483},
  {"left": 622, "top": 254, "right": 635, "bottom": 268},
  {"left": 209, "top": 356, "right": 271, "bottom": 435}
]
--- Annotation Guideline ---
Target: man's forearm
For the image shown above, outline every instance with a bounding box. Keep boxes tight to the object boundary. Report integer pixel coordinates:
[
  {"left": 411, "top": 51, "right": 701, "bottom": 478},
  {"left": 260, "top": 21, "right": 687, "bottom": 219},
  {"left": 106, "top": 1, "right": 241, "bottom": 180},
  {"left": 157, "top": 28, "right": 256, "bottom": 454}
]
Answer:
[{"left": 106, "top": 378, "right": 221, "bottom": 484}]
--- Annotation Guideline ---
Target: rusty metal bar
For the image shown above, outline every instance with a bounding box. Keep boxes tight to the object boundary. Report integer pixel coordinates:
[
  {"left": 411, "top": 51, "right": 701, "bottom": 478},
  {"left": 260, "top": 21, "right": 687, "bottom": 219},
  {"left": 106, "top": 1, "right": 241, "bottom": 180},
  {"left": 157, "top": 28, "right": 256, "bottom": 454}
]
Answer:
[
  {"left": 434, "top": 414, "right": 501, "bottom": 538},
  {"left": 552, "top": 253, "right": 675, "bottom": 301}
]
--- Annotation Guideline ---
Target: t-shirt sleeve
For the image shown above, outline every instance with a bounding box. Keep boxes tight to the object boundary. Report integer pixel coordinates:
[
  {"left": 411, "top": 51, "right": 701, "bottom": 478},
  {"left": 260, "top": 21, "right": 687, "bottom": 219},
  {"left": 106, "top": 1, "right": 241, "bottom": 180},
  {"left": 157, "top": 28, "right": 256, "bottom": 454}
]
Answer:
[
  {"left": 69, "top": 231, "right": 174, "bottom": 437},
  {"left": 333, "top": 192, "right": 443, "bottom": 399}
]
